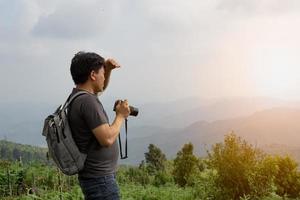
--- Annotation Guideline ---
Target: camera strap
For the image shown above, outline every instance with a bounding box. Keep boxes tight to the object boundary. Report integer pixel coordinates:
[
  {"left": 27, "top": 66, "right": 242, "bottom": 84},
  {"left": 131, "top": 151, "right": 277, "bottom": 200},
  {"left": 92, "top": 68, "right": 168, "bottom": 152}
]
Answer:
[{"left": 118, "top": 118, "right": 128, "bottom": 159}]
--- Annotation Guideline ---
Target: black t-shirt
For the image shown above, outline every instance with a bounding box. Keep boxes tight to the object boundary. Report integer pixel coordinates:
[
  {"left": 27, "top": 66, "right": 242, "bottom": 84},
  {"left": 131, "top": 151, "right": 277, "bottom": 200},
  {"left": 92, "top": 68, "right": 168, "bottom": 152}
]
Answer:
[{"left": 68, "top": 88, "right": 119, "bottom": 178}]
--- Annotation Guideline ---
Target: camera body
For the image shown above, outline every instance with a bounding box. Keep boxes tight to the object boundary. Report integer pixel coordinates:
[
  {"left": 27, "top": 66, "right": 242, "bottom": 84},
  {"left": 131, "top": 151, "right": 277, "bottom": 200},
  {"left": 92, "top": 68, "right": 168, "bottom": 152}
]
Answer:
[{"left": 113, "top": 100, "right": 139, "bottom": 117}]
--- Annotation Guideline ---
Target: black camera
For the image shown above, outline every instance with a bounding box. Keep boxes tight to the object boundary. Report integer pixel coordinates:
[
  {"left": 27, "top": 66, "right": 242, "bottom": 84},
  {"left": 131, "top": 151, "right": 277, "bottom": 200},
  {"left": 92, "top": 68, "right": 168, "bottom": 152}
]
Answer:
[{"left": 113, "top": 100, "right": 139, "bottom": 117}]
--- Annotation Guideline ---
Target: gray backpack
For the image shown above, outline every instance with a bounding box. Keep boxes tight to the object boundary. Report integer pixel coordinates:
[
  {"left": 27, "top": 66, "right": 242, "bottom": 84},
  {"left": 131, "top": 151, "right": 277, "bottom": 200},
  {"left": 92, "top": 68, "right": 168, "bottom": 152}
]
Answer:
[{"left": 42, "top": 91, "right": 89, "bottom": 175}]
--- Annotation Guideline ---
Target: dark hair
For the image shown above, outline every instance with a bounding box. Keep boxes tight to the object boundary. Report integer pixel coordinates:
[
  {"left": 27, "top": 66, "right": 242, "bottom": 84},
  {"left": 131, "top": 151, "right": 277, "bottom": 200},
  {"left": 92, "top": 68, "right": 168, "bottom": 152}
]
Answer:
[{"left": 70, "top": 51, "right": 105, "bottom": 84}]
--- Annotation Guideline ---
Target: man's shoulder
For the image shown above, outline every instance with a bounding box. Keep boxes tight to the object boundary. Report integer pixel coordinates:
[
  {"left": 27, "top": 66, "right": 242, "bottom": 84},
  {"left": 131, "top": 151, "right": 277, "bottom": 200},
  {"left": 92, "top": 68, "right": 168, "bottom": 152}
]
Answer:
[
  {"left": 69, "top": 91, "right": 109, "bottom": 127},
  {"left": 75, "top": 92, "right": 96, "bottom": 101},
  {"left": 75, "top": 94, "right": 106, "bottom": 114},
  {"left": 69, "top": 89, "right": 95, "bottom": 102},
  {"left": 72, "top": 93, "right": 98, "bottom": 108}
]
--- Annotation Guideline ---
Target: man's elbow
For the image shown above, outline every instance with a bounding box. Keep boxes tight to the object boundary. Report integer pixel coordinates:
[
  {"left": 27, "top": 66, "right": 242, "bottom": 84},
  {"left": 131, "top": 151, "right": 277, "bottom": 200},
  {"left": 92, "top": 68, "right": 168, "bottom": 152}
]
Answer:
[
  {"left": 93, "top": 124, "right": 114, "bottom": 147},
  {"left": 99, "top": 138, "right": 114, "bottom": 148}
]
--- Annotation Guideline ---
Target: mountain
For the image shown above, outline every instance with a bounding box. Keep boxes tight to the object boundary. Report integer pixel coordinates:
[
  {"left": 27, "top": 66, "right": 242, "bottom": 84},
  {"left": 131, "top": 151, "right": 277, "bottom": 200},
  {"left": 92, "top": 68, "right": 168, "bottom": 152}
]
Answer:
[
  {"left": 121, "top": 96, "right": 207, "bottom": 128},
  {"left": 1, "top": 97, "right": 300, "bottom": 165},
  {"left": 0, "top": 140, "right": 48, "bottom": 164},
  {"left": 113, "top": 96, "right": 293, "bottom": 130},
  {"left": 0, "top": 101, "right": 57, "bottom": 146},
  {"left": 2, "top": 96, "right": 287, "bottom": 145},
  {"left": 123, "top": 107, "right": 300, "bottom": 164},
  {"left": 262, "top": 144, "right": 300, "bottom": 163},
  {"left": 182, "top": 107, "right": 300, "bottom": 147}
]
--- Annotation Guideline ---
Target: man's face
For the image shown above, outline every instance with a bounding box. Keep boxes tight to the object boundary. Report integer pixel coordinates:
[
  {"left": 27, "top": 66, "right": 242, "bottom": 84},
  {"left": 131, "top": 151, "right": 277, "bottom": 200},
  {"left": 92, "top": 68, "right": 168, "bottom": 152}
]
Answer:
[{"left": 92, "top": 67, "right": 105, "bottom": 93}]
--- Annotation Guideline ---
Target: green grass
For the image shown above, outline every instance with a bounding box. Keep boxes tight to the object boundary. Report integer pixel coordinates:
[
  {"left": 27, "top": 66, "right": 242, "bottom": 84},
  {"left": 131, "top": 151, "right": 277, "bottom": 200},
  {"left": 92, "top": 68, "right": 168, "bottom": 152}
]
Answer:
[
  {"left": 3, "top": 183, "right": 196, "bottom": 200},
  {"left": 120, "top": 183, "right": 195, "bottom": 200}
]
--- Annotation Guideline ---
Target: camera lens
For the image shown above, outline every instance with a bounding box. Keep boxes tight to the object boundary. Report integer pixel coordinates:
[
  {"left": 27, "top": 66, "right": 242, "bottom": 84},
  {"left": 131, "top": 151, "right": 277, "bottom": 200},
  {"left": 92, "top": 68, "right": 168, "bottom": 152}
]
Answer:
[{"left": 129, "top": 106, "right": 139, "bottom": 117}]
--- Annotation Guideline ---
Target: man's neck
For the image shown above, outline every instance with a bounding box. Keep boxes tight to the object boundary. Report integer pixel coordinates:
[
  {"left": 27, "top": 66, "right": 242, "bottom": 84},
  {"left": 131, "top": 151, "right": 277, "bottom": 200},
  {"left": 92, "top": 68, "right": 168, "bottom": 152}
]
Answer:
[{"left": 76, "top": 84, "right": 95, "bottom": 94}]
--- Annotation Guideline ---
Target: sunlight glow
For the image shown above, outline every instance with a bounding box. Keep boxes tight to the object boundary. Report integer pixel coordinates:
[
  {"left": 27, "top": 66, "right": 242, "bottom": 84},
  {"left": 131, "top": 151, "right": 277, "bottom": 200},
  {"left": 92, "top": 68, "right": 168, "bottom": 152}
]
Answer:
[{"left": 249, "top": 48, "right": 299, "bottom": 99}]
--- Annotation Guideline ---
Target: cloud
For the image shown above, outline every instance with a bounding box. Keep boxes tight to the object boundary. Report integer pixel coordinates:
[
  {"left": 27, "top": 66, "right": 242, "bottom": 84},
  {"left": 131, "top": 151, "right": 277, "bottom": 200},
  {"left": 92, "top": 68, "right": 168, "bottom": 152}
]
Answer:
[
  {"left": 32, "top": 1, "right": 115, "bottom": 39},
  {"left": 0, "top": 0, "right": 40, "bottom": 39},
  {"left": 1, "top": 0, "right": 300, "bottom": 104},
  {"left": 216, "top": 0, "right": 300, "bottom": 16}
]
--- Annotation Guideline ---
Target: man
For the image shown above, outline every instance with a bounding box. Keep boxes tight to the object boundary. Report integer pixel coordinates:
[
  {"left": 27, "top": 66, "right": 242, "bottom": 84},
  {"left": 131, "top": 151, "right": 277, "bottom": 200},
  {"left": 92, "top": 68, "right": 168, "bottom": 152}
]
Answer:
[{"left": 68, "top": 51, "right": 130, "bottom": 200}]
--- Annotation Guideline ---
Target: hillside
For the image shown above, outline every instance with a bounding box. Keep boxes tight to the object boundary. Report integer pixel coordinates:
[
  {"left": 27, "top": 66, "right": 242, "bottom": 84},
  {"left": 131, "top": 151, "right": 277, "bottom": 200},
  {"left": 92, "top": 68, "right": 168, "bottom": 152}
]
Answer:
[
  {"left": 125, "top": 107, "right": 300, "bottom": 164},
  {"left": 0, "top": 140, "right": 48, "bottom": 164},
  {"left": 1, "top": 98, "right": 300, "bottom": 165},
  {"left": 0, "top": 97, "right": 294, "bottom": 145}
]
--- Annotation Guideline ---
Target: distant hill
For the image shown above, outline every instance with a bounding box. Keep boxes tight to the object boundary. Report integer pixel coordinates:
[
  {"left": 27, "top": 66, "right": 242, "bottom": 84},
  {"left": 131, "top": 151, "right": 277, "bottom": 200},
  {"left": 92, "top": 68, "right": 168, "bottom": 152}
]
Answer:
[
  {"left": 2, "top": 96, "right": 288, "bottom": 145},
  {"left": 124, "top": 107, "right": 300, "bottom": 164},
  {"left": 0, "top": 140, "right": 48, "bottom": 164},
  {"left": 262, "top": 144, "right": 300, "bottom": 163},
  {"left": 147, "top": 97, "right": 290, "bottom": 129},
  {"left": 0, "top": 101, "right": 56, "bottom": 146},
  {"left": 1, "top": 97, "right": 300, "bottom": 165},
  {"left": 181, "top": 107, "right": 300, "bottom": 146}
]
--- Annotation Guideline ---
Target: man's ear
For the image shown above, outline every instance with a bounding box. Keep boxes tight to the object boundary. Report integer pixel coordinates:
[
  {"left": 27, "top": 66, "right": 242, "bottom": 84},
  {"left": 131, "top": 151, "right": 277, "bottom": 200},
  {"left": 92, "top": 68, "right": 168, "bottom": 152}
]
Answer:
[{"left": 90, "top": 70, "right": 97, "bottom": 81}]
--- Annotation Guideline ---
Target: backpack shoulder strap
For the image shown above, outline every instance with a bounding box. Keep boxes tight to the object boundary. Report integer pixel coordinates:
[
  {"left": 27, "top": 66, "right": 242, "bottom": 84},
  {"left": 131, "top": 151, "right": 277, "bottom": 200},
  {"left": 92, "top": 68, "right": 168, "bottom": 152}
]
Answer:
[
  {"left": 63, "top": 91, "right": 90, "bottom": 109},
  {"left": 65, "top": 90, "right": 95, "bottom": 154}
]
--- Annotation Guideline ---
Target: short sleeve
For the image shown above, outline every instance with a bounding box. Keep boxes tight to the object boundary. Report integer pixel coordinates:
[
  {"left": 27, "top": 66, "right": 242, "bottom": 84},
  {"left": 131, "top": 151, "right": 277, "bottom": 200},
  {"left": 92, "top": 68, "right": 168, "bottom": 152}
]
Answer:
[{"left": 80, "top": 95, "right": 109, "bottom": 130}]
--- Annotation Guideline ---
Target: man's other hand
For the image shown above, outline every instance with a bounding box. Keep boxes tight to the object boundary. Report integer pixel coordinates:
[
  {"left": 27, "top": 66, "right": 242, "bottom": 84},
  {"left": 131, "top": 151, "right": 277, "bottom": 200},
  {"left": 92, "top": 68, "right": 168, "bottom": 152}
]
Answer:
[{"left": 115, "top": 100, "right": 130, "bottom": 119}]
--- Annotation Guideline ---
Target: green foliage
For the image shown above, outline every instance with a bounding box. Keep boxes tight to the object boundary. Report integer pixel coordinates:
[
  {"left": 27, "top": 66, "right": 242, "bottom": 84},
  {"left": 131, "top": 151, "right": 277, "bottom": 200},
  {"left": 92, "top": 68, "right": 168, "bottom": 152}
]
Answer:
[
  {"left": 273, "top": 155, "right": 300, "bottom": 198},
  {"left": 117, "top": 165, "right": 151, "bottom": 186},
  {"left": 144, "top": 144, "right": 167, "bottom": 175},
  {"left": 153, "top": 171, "right": 173, "bottom": 187},
  {"left": 192, "top": 169, "right": 222, "bottom": 200},
  {"left": 0, "top": 161, "right": 78, "bottom": 199},
  {"left": 120, "top": 183, "right": 195, "bottom": 200},
  {"left": 0, "top": 140, "right": 49, "bottom": 164},
  {"left": 3, "top": 185, "right": 84, "bottom": 200},
  {"left": 2, "top": 135, "right": 300, "bottom": 200},
  {"left": 173, "top": 142, "right": 199, "bottom": 187},
  {"left": 247, "top": 155, "right": 277, "bottom": 198},
  {"left": 208, "top": 133, "right": 275, "bottom": 200},
  {"left": 259, "top": 193, "right": 285, "bottom": 200}
]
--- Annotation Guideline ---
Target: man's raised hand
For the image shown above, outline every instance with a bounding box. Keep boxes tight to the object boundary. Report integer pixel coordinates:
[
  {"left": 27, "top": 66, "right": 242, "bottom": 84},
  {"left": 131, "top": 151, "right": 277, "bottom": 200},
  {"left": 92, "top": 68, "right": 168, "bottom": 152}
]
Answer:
[{"left": 105, "top": 58, "right": 120, "bottom": 71}]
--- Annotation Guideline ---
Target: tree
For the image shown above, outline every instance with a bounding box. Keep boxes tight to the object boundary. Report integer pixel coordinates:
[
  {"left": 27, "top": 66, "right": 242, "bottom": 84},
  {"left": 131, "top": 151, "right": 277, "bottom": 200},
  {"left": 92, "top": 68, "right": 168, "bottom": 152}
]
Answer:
[
  {"left": 273, "top": 155, "right": 300, "bottom": 198},
  {"left": 173, "top": 142, "right": 199, "bottom": 187},
  {"left": 12, "top": 148, "right": 21, "bottom": 160},
  {"left": 124, "top": 165, "right": 150, "bottom": 186},
  {"left": 144, "top": 144, "right": 167, "bottom": 175},
  {"left": 0, "top": 147, "right": 8, "bottom": 159},
  {"left": 208, "top": 133, "right": 275, "bottom": 200}
]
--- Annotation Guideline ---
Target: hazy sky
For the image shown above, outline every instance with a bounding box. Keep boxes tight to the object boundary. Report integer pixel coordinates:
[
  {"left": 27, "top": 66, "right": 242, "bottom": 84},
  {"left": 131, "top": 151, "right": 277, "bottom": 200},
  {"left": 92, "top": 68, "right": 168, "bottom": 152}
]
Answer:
[{"left": 1, "top": 0, "right": 300, "bottom": 105}]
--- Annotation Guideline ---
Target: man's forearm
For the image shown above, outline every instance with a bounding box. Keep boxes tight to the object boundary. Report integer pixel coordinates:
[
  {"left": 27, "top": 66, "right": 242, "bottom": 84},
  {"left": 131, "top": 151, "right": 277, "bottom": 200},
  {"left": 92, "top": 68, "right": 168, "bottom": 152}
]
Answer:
[
  {"left": 103, "top": 69, "right": 112, "bottom": 91},
  {"left": 108, "top": 114, "right": 124, "bottom": 144}
]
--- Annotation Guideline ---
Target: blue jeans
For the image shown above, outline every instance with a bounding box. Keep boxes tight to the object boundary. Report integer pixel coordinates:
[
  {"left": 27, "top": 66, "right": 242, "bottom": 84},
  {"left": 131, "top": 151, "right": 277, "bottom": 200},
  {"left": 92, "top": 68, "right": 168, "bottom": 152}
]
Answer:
[{"left": 78, "top": 174, "right": 120, "bottom": 200}]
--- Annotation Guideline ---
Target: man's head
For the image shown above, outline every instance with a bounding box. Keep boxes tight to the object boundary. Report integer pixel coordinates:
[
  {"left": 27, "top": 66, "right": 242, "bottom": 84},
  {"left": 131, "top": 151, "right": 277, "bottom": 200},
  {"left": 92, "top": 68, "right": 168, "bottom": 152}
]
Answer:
[{"left": 70, "top": 51, "right": 105, "bottom": 93}]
